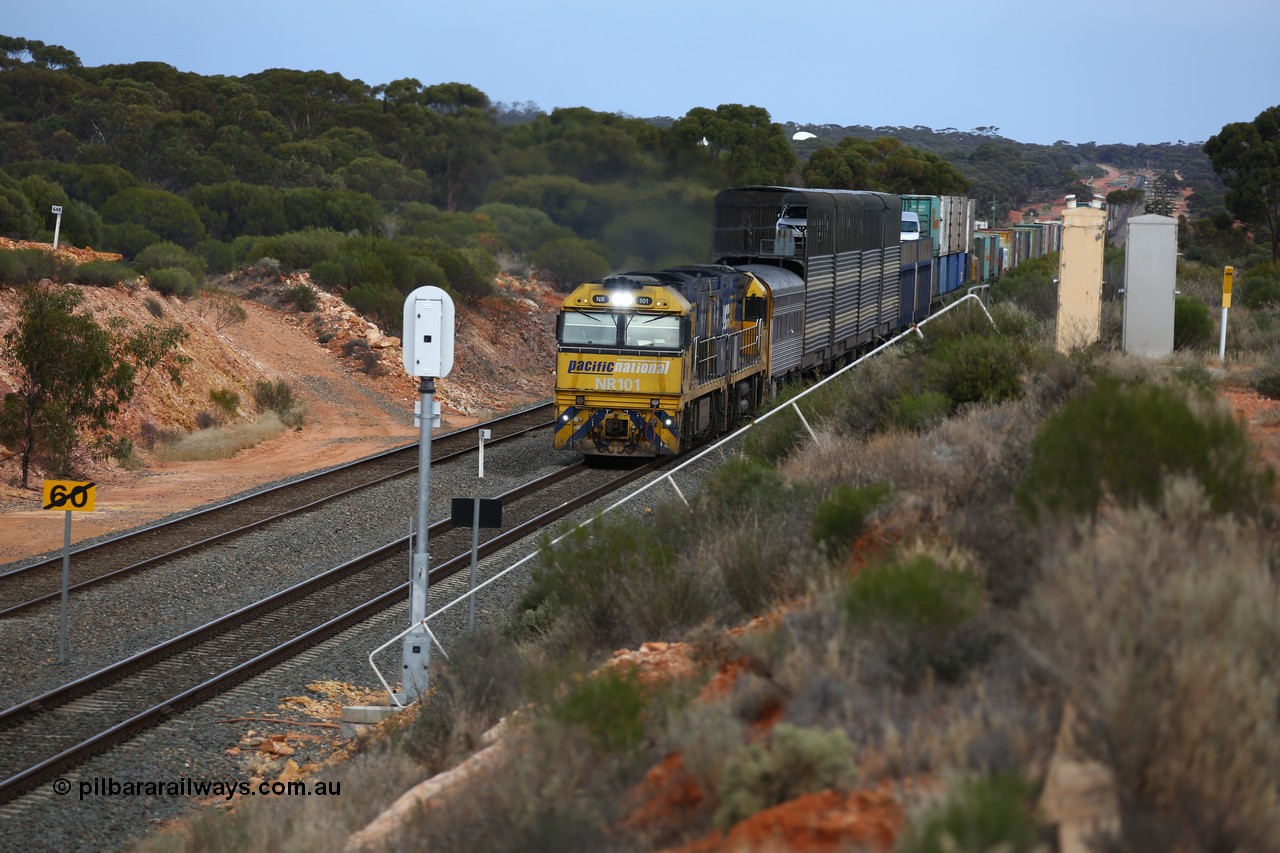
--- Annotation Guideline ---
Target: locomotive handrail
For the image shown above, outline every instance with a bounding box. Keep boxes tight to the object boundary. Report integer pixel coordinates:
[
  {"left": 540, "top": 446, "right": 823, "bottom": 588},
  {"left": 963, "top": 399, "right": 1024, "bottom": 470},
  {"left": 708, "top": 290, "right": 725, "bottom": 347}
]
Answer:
[{"left": 366, "top": 292, "right": 993, "bottom": 701}]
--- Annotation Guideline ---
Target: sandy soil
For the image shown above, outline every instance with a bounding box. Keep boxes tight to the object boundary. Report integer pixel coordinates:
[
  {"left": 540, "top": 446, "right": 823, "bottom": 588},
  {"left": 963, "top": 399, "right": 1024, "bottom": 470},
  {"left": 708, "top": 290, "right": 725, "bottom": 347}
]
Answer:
[{"left": 0, "top": 273, "right": 559, "bottom": 564}]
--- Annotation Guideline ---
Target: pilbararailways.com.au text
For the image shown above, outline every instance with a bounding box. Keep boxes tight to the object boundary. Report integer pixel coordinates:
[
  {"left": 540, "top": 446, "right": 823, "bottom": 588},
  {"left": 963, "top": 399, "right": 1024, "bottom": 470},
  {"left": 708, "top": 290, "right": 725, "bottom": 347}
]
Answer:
[{"left": 54, "top": 776, "right": 341, "bottom": 801}]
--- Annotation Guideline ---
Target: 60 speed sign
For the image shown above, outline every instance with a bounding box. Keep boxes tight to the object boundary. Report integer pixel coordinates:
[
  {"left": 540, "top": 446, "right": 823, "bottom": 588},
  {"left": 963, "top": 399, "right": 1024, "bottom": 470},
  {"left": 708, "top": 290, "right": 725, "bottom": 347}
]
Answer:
[{"left": 42, "top": 480, "right": 96, "bottom": 512}]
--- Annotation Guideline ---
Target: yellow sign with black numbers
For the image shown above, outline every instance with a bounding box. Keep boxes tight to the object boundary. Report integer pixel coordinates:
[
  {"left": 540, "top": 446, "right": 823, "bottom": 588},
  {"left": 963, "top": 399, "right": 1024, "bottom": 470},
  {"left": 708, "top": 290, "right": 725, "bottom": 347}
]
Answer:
[{"left": 42, "top": 480, "right": 95, "bottom": 512}]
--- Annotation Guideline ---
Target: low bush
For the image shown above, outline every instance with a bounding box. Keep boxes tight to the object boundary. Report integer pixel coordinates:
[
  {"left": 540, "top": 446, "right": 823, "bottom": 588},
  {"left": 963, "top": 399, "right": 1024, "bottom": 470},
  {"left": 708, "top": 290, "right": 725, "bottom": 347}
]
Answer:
[
  {"left": 898, "top": 773, "right": 1039, "bottom": 853},
  {"left": 844, "top": 555, "right": 988, "bottom": 685},
  {"left": 1017, "top": 376, "right": 1272, "bottom": 520},
  {"left": 209, "top": 388, "right": 239, "bottom": 417},
  {"left": 845, "top": 556, "right": 982, "bottom": 635},
  {"left": 143, "top": 296, "right": 165, "bottom": 318},
  {"left": 133, "top": 240, "right": 206, "bottom": 282},
  {"left": 928, "top": 334, "right": 1025, "bottom": 408},
  {"left": 309, "top": 259, "right": 346, "bottom": 286},
  {"left": 811, "top": 481, "right": 890, "bottom": 559},
  {"left": 196, "top": 289, "right": 247, "bottom": 331},
  {"left": 1022, "top": 484, "right": 1280, "bottom": 849},
  {"left": 194, "top": 239, "right": 236, "bottom": 275},
  {"left": 71, "top": 261, "right": 133, "bottom": 287},
  {"left": 513, "top": 507, "right": 704, "bottom": 654},
  {"left": 1239, "top": 261, "right": 1280, "bottom": 310},
  {"left": 401, "top": 626, "right": 528, "bottom": 774},
  {"left": 1173, "top": 295, "right": 1213, "bottom": 350},
  {"left": 151, "top": 413, "right": 286, "bottom": 461},
  {"left": 343, "top": 283, "right": 401, "bottom": 332},
  {"left": 714, "top": 724, "right": 856, "bottom": 829},
  {"left": 990, "top": 253, "right": 1059, "bottom": 321},
  {"left": 147, "top": 267, "right": 199, "bottom": 297},
  {"left": 551, "top": 668, "right": 648, "bottom": 755},
  {"left": 284, "top": 283, "right": 318, "bottom": 312},
  {"left": 252, "top": 379, "right": 305, "bottom": 428},
  {"left": 0, "top": 247, "right": 70, "bottom": 283},
  {"left": 883, "top": 390, "right": 951, "bottom": 432}
]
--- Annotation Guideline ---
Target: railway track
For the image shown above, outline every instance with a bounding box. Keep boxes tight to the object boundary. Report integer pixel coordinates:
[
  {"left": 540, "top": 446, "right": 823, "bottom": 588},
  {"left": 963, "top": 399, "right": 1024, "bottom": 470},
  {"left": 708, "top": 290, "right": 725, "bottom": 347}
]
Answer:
[
  {"left": 0, "top": 403, "right": 554, "bottom": 617},
  {"left": 0, "top": 456, "right": 659, "bottom": 804}
]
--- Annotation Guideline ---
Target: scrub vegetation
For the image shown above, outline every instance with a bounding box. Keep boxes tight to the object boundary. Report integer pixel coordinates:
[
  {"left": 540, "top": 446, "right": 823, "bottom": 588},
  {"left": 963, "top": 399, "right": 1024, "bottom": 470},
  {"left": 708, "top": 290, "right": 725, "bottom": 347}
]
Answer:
[{"left": 146, "top": 266, "right": 1280, "bottom": 851}]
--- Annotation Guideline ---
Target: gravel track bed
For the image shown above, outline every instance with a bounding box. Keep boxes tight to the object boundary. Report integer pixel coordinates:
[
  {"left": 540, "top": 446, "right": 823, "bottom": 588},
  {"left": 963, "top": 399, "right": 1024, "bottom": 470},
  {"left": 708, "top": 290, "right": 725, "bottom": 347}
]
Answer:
[
  {"left": 0, "top": 440, "right": 728, "bottom": 852},
  {"left": 0, "top": 430, "right": 570, "bottom": 710}
]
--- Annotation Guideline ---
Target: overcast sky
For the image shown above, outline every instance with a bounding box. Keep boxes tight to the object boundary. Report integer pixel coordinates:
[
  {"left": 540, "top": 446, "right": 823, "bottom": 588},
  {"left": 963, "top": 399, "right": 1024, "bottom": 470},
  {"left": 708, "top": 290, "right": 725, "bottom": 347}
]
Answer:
[{"left": 8, "top": 0, "right": 1278, "bottom": 146}]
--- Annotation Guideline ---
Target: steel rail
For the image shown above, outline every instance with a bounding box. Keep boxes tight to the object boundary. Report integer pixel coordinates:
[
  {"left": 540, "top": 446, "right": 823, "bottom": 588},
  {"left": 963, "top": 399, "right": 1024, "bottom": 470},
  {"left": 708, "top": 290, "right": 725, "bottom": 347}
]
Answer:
[
  {"left": 0, "top": 457, "right": 655, "bottom": 804},
  {"left": 0, "top": 404, "right": 554, "bottom": 617}
]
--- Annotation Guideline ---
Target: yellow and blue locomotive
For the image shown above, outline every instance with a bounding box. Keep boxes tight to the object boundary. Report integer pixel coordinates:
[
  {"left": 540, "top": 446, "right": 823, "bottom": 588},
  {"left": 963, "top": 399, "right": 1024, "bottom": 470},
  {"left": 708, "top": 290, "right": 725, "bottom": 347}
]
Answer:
[
  {"left": 555, "top": 187, "right": 938, "bottom": 458},
  {"left": 553, "top": 265, "right": 775, "bottom": 455}
]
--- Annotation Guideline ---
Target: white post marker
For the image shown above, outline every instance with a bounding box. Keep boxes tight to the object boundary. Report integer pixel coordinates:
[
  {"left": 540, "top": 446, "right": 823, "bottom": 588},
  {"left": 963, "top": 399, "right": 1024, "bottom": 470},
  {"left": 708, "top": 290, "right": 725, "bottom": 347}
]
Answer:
[
  {"left": 478, "top": 428, "right": 490, "bottom": 478},
  {"left": 51, "top": 205, "right": 63, "bottom": 250},
  {"left": 399, "top": 286, "right": 455, "bottom": 703},
  {"left": 41, "top": 479, "right": 95, "bottom": 664},
  {"left": 1220, "top": 266, "right": 1233, "bottom": 364}
]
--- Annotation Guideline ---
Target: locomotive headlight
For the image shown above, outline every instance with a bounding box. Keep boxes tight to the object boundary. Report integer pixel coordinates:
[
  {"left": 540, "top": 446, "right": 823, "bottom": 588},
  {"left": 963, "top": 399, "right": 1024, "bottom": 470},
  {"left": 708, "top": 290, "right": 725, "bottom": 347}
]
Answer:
[
  {"left": 560, "top": 413, "right": 571, "bottom": 422},
  {"left": 610, "top": 291, "right": 634, "bottom": 308},
  {"left": 664, "top": 417, "right": 673, "bottom": 427}
]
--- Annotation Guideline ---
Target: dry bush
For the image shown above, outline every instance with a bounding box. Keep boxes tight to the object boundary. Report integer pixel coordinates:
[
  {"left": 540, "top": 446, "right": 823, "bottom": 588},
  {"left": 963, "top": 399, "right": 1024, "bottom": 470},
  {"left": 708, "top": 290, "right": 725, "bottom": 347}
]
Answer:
[
  {"left": 151, "top": 413, "right": 285, "bottom": 462},
  {"left": 136, "top": 743, "right": 424, "bottom": 853},
  {"left": 195, "top": 288, "right": 248, "bottom": 332},
  {"left": 732, "top": 581, "right": 1057, "bottom": 782},
  {"left": 399, "top": 625, "right": 529, "bottom": 775},
  {"left": 1021, "top": 479, "right": 1280, "bottom": 849},
  {"left": 398, "top": 722, "right": 625, "bottom": 851}
]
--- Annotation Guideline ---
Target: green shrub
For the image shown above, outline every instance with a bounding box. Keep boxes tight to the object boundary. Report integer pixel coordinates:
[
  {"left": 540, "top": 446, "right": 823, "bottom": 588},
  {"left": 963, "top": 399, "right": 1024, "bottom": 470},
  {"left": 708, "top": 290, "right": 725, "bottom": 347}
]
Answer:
[
  {"left": 845, "top": 556, "right": 982, "bottom": 635},
  {"left": 811, "top": 481, "right": 891, "bottom": 559},
  {"left": 134, "top": 240, "right": 206, "bottom": 282},
  {"left": 714, "top": 724, "right": 856, "bottom": 829},
  {"left": 531, "top": 237, "right": 612, "bottom": 290},
  {"left": 253, "top": 379, "right": 295, "bottom": 414},
  {"left": 991, "top": 253, "right": 1059, "bottom": 321},
  {"left": 513, "top": 508, "right": 705, "bottom": 654},
  {"left": 248, "top": 256, "right": 281, "bottom": 277},
  {"left": 252, "top": 379, "right": 305, "bottom": 427},
  {"left": 343, "top": 283, "right": 401, "bottom": 331},
  {"left": 0, "top": 247, "right": 70, "bottom": 283},
  {"left": 244, "top": 228, "right": 343, "bottom": 271},
  {"left": 1173, "top": 295, "right": 1213, "bottom": 350},
  {"left": 551, "top": 668, "right": 647, "bottom": 754},
  {"left": 102, "top": 222, "right": 161, "bottom": 259},
  {"left": 1256, "top": 371, "right": 1280, "bottom": 401},
  {"left": 71, "top": 260, "right": 133, "bottom": 287},
  {"left": 194, "top": 239, "right": 236, "bottom": 275},
  {"left": 898, "top": 773, "right": 1039, "bottom": 853},
  {"left": 284, "top": 283, "right": 318, "bottom": 311},
  {"left": 1017, "top": 376, "right": 1272, "bottom": 520},
  {"left": 309, "top": 259, "right": 346, "bottom": 286},
  {"left": 929, "top": 334, "right": 1024, "bottom": 408},
  {"left": 883, "top": 390, "right": 951, "bottom": 432},
  {"left": 1239, "top": 262, "right": 1280, "bottom": 310},
  {"left": 146, "top": 267, "right": 199, "bottom": 297},
  {"left": 209, "top": 388, "right": 240, "bottom": 417}
]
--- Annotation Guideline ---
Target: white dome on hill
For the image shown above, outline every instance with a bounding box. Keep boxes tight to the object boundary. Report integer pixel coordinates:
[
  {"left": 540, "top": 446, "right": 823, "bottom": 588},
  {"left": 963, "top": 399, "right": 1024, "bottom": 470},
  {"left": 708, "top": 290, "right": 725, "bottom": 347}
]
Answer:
[{"left": 792, "top": 131, "right": 817, "bottom": 141}]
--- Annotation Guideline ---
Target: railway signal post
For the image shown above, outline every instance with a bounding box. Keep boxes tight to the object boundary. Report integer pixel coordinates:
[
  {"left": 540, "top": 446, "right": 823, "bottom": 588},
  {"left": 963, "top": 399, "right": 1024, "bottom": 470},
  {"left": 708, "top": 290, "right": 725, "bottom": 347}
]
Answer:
[
  {"left": 400, "top": 286, "right": 455, "bottom": 702},
  {"left": 41, "top": 479, "right": 96, "bottom": 664}
]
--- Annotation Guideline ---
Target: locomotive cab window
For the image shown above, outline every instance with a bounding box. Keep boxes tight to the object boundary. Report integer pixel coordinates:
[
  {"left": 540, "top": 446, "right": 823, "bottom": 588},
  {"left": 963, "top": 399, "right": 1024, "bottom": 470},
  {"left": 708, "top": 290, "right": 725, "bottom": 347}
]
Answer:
[
  {"left": 622, "top": 314, "right": 681, "bottom": 349},
  {"left": 559, "top": 311, "right": 618, "bottom": 346}
]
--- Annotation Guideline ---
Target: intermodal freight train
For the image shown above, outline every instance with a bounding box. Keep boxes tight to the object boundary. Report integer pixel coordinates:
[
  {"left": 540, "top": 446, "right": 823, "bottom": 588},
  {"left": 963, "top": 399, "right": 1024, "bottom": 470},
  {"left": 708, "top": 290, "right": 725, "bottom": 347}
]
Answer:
[{"left": 553, "top": 186, "right": 1055, "bottom": 457}]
